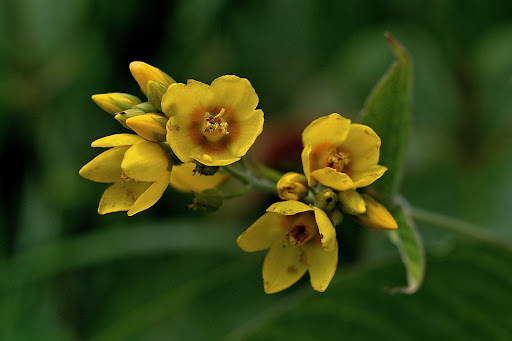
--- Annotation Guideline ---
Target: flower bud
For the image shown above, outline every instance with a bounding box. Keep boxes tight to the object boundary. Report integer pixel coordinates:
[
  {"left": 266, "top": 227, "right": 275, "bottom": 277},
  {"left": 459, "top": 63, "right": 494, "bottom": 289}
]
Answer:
[
  {"left": 147, "top": 80, "right": 168, "bottom": 111},
  {"left": 315, "top": 188, "right": 338, "bottom": 212},
  {"left": 328, "top": 207, "right": 344, "bottom": 226},
  {"left": 276, "top": 172, "right": 309, "bottom": 201},
  {"left": 133, "top": 101, "right": 158, "bottom": 113},
  {"left": 114, "top": 108, "right": 146, "bottom": 129},
  {"left": 91, "top": 93, "right": 141, "bottom": 115},
  {"left": 126, "top": 114, "right": 168, "bottom": 142},
  {"left": 129, "top": 61, "right": 175, "bottom": 96},
  {"left": 355, "top": 194, "right": 398, "bottom": 230},
  {"left": 186, "top": 189, "right": 223, "bottom": 213},
  {"left": 338, "top": 189, "right": 366, "bottom": 215}
]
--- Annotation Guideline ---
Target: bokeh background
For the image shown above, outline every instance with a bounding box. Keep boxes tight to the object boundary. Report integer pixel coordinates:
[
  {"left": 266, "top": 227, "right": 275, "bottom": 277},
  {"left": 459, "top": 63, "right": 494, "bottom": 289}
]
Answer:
[{"left": 1, "top": 0, "right": 512, "bottom": 340}]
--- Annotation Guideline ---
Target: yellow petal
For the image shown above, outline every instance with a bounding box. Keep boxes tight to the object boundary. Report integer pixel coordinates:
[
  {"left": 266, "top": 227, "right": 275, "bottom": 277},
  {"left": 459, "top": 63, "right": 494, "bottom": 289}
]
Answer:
[
  {"left": 192, "top": 149, "right": 241, "bottom": 167},
  {"left": 161, "top": 80, "right": 211, "bottom": 118},
  {"left": 302, "top": 113, "right": 351, "bottom": 153},
  {"left": 169, "top": 163, "right": 228, "bottom": 193},
  {"left": 262, "top": 238, "right": 308, "bottom": 294},
  {"left": 79, "top": 146, "right": 128, "bottom": 183},
  {"left": 227, "top": 109, "right": 264, "bottom": 158},
  {"left": 312, "top": 207, "right": 337, "bottom": 251},
  {"left": 350, "top": 165, "right": 387, "bottom": 188},
  {"left": 98, "top": 179, "right": 152, "bottom": 214},
  {"left": 166, "top": 115, "right": 197, "bottom": 163},
  {"left": 128, "top": 172, "right": 170, "bottom": 216},
  {"left": 305, "top": 240, "right": 338, "bottom": 292},
  {"left": 301, "top": 141, "right": 316, "bottom": 187},
  {"left": 126, "top": 114, "right": 167, "bottom": 142},
  {"left": 311, "top": 167, "right": 355, "bottom": 191},
  {"left": 210, "top": 75, "right": 259, "bottom": 121},
  {"left": 91, "top": 134, "right": 144, "bottom": 148},
  {"left": 266, "top": 200, "right": 312, "bottom": 216},
  {"left": 237, "top": 212, "right": 288, "bottom": 252},
  {"left": 342, "top": 124, "right": 382, "bottom": 171},
  {"left": 121, "top": 141, "right": 169, "bottom": 182}
]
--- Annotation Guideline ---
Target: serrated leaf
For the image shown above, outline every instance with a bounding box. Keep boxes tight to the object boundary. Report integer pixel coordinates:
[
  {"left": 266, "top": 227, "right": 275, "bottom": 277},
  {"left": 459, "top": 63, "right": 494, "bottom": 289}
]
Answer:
[
  {"left": 360, "top": 33, "right": 412, "bottom": 203},
  {"left": 387, "top": 203, "right": 425, "bottom": 294}
]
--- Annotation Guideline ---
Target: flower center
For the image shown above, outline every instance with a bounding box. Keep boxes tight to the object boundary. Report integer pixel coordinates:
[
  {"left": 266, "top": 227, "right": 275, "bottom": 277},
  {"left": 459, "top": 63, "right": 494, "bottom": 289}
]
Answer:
[
  {"left": 327, "top": 148, "right": 351, "bottom": 173},
  {"left": 202, "top": 108, "right": 229, "bottom": 143},
  {"left": 285, "top": 213, "right": 317, "bottom": 246}
]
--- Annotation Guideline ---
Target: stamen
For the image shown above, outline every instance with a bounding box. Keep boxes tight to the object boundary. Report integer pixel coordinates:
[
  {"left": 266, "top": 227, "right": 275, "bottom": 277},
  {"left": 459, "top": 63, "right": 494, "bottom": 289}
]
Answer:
[
  {"left": 327, "top": 148, "right": 351, "bottom": 172},
  {"left": 202, "top": 108, "right": 229, "bottom": 142}
]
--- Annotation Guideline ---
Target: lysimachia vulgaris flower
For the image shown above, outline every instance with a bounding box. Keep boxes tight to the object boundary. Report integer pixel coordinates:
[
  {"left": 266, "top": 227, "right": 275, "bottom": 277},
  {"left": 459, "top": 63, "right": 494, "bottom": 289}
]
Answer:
[
  {"left": 161, "top": 75, "right": 264, "bottom": 166},
  {"left": 237, "top": 200, "right": 338, "bottom": 294},
  {"left": 79, "top": 134, "right": 172, "bottom": 216},
  {"left": 169, "top": 162, "right": 228, "bottom": 193},
  {"left": 301, "top": 113, "right": 388, "bottom": 191}
]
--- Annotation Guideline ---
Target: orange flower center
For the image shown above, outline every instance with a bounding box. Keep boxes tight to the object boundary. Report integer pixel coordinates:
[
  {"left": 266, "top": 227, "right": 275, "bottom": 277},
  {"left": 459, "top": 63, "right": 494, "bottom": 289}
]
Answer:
[
  {"left": 326, "top": 148, "right": 351, "bottom": 173},
  {"left": 285, "top": 212, "right": 317, "bottom": 246},
  {"left": 202, "top": 108, "right": 229, "bottom": 143}
]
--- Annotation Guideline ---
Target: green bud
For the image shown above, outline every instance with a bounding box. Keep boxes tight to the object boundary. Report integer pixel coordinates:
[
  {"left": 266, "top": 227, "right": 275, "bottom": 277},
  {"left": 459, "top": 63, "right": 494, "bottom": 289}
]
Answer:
[
  {"left": 328, "top": 207, "right": 344, "bottom": 226},
  {"left": 134, "top": 101, "right": 158, "bottom": 113},
  {"left": 338, "top": 189, "right": 367, "bottom": 215},
  {"left": 315, "top": 188, "right": 338, "bottom": 212},
  {"left": 186, "top": 189, "right": 223, "bottom": 213},
  {"left": 193, "top": 163, "right": 220, "bottom": 176},
  {"left": 147, "top": 80, "right": 168, "bottom": 111},
  {"left": 114, "top": 108, "right": 146, "bottom": 129}
]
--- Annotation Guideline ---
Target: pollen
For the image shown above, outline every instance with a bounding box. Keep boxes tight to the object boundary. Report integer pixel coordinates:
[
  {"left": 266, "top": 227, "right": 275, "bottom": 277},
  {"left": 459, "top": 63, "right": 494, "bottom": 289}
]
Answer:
[
  {"left": 202, "top": 108, "right": 229, "bottom": 142},
  {"left": 327, "top": 148, "right": 351, "bottom": 173}
]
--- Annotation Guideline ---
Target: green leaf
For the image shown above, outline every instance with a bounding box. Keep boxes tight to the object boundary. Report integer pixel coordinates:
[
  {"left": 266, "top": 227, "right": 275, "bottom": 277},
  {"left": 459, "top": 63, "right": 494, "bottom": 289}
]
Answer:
[
  {"left": 230, "top": 243, "right": 512, "bottom": 340},
  {"left": 387, "top": 203, "right": 425, "bottom": 294},
  {"left": 360, "top": 32, "right": 412, "bottom": 203}
]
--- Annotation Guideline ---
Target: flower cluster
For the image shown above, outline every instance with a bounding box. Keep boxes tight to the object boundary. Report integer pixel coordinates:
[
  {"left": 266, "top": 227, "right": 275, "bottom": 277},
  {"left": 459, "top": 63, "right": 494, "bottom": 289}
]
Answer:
[{"left": 80, "top": 61, "right": 398, "bottom": 294}]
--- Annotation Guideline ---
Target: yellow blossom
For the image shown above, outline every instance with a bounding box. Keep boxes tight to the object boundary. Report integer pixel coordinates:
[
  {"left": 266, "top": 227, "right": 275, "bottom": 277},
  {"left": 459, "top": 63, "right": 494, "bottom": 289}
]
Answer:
[
  {"left": 169, "top": 162, "right": 228, "bottom": 193},
  {"left": 301, "top": 113, "right": 388, "bottom": 191},
  {"left": 276, "top": 172, "right": 309, "bottom": 201},
  {"left": 161, "top": 75, "right": 264, "bottom": 166},
  {"left": 129, "top": 61, "right": 175, "bottom": 96},
  {"left": 126, "top": 114, "right": 168, "bottom": 142},
  {"left": 79, "top": 134, "right": 171, "bottom": 216},
  {"left": 237, "top": 200, "right": 338, "bottom": 294}
]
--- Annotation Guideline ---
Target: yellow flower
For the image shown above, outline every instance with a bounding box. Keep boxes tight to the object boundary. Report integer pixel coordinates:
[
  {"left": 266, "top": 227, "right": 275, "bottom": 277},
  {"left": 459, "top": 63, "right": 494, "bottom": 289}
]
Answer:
[
  {"left": 125, "top": 114, "right": 168, "bottom": 142},
  {"left": 129, "top": 61, "right": 175, "bottom": 96},
  {"left": 301, "top": 113, "right": 387, "bottom": 191},
  {"left": 237, "top": 200, "right": 338, "bottom": 294},
  {"left": 161, "top": 75, "right": 264, "bottom": 166},
  {"left": 276, "top": 172, "right": 309, "bottom": 201},
  {"left": 169, "top": 162, "right": 228, "bottom": 193},
  {"left": 79, "top": 134, "right": 171, "bottom": 216}
]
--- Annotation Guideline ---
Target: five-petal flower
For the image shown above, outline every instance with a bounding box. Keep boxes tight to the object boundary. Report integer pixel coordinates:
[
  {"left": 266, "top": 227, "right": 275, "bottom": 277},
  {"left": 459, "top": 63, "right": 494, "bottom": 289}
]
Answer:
[
  {"left": 237, "top": 200, "right": 338, "bottom": 293},
  {"left": 161, "top": 75, "right": 264, "bottom": 166},
  {"left": 301, "top": 113, "right": 388, "bottom": 191}
]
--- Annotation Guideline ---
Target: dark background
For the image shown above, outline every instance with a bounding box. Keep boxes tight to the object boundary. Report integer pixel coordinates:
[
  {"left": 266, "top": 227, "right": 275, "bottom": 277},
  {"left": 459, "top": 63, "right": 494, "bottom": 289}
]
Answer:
[{"left": 1, "top": 0, "right": 511, "bottom": 340}]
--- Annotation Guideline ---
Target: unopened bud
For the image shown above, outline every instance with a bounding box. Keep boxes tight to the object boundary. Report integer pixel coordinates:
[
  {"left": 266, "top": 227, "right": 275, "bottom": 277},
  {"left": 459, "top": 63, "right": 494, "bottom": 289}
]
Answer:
[
  {"left": 186, "top": 189, "right": 223, "bottom": 213},
  {"left": 338, "top": 189, "right": 366, "bottom": 215},
  {"left": 276, "top": 172, "right": 309, "bottom": 201},
  {"left": 193, "top": 163, "right": 220, "bottom": 176},
  {"left": 134, "top": 101, "right": 158, "bottom": 113},
  {"left": 315, "top": 188, "right": 338, "bottom": 212},
  {"left": 355, "top": 194, "right": 398, "bottom": 230},
  {"left": 147, "top": 80, "right": 168, "bottom": 111},
  {"left": 91, "top": 93, "right": 141, "bottom": 115},
  {"left": 126, "top": 114, "right": 168, "bottom": 142},
  {"left": 129, "top": 61, "right": 175, "bottom": 96},
  {"left": 114, "top": 108, "right": 146, "bottom": 129},
  {"left": 328, "top": 208, "right": 344, "bottom": 226}
]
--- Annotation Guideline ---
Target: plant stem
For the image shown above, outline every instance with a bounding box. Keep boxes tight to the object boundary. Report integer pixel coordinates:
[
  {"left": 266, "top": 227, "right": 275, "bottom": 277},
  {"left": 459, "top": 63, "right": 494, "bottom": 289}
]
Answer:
[
  {"left": 409, "top": 206, "right": 512, "bottom": 253},
  {"left": 222, "top": 164, "right": 277, "bottom": 195}
]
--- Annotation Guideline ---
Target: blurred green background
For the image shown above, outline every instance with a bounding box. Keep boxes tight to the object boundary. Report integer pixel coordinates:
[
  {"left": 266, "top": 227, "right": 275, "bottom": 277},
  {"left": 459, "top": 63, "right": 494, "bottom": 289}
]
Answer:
[{"left": 1, "top": 0, "right": 512, "bottom": 340}]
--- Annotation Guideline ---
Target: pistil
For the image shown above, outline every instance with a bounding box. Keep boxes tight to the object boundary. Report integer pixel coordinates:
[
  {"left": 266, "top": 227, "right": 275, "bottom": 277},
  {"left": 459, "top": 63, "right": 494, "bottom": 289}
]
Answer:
[{"left": 202, "top": 108, "right": 229, "bottom": 142}]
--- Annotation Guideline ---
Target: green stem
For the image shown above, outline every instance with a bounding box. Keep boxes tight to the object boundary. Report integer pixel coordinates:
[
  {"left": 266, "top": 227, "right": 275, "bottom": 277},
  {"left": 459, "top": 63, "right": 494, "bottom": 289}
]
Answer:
[
  {"left": 409, "top": 206, "right": 512, "bottom": 253},
  {"left": 222, "top": 164, "right": 277, "bottom": 195},
  {"left": 222, "top": 184, "right": 252, "bottom": 199}
]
